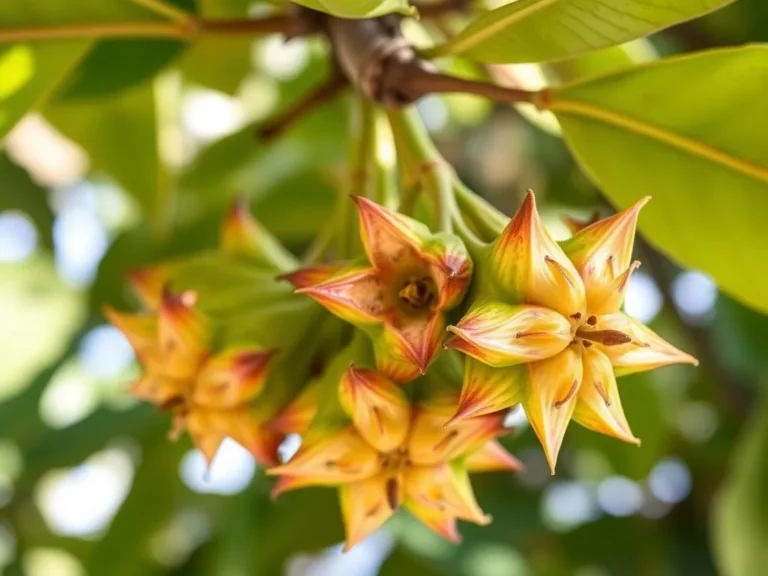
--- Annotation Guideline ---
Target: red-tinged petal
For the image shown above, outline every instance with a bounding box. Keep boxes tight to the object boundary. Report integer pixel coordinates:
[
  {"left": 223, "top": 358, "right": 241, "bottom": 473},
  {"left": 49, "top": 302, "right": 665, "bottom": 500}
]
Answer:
[
  {"left": 384, "top": 311, "right": 444, "bottom": 376},
  {"left": 216, "top": 407, "right": 282, "bottom": 466},
  {"left": 448, "top": 360, "right": 526, "bottom": 426},
  {"left": 279, "top": 263, "right": 345, "bottom": 290},
  {"left": 220, "top": 197, "right": 296, "bottom": 271},
  {"left": 561, "top": 197, "right": 649, "bottom": 314},
  {"left": 340, "top": 474, "right": 397, "bottom": 552},
  {"left": 194, "top": 347, "right": 276, "bottom": 409},
  {"left": 523, "top": 346, "right": 584, "bottom": 474},
  {"left": 353, "top": 196, "right": 430, "bottom": 274},
  {"left": 446, "top": 302, "right": 571, "bottom": 368},
  {"left": 490, "top": 190, "right": 585, "bottom": 319},
  {"left": 405, "top": 464, "right": 489, "bottom": 526},
  {"left": 373, "top": 338, "right": 423, "bottom": 384},
  {"left": 562, "top": 210, "right": 601, "bottom": 235},
  {"left": 268, "top": 381, "right": 321, "bottom": 435},
  {"left": 270, "top": 474, "right": 334, "bottom": 499},
  {"left": 423, "top": 233, "right": 472, "bottom": 310},
  {"left": 267, "top": 427, "right": 381, "bottom": 484},
  {"left": 297, "top": 268, "right": 388, "bottom": 326},
  {"left": 404, "top": 499, "right": 460, "bottom": 543},
  {"left": 104, "top": 307, "right": 158, "bottom": 360},
  {"left": 574, "top": 347, "right": 640, "bottom": 445},
  {"left": 409, "top": 402, "right": 508, "bottom": 466},
  {"left": 590, "top": 312, "right": 698, "bottom": 376},
  {"left": 129, "top": 372, "right": 186, "bottom": 406},
  {"left": 158, "top": 287, "right": 209, "bottom": 379},
  {"left": 339, "top": 366, "right": 411, "bottom": 453},
  {"left": 585, "top": 261, "right": 641, "bottom": 317},
  {"left": 127, "top": 266, "right": 168, "bottom": 309},
  {"left": 465, "top": 440, "right": 523, "bottom": 473}
]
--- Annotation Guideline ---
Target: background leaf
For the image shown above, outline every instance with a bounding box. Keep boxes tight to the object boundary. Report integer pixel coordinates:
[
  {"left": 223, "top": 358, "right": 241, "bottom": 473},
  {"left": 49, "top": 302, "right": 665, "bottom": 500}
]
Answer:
[
  {"left": 291, "top": 0, "right": 414, "bottom": 18},
  {"left": 428, "top": 0, "right": 734, "bottom": 63},
  {"left": 547, "top": 46, "right": 768, "bottom": 314}
]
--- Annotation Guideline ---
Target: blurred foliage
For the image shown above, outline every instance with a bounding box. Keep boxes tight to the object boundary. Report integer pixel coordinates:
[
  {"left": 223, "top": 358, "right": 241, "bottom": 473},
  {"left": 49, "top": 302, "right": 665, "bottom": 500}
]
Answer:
[{"left": 1, "top": 0, "right": 768, "bottom": 575}]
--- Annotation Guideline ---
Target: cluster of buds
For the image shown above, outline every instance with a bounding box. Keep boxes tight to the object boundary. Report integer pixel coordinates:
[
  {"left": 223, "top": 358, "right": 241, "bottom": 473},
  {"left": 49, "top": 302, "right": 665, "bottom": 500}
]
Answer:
[{"left": 108, "top": 190, "right": 697, "bottom": 550}]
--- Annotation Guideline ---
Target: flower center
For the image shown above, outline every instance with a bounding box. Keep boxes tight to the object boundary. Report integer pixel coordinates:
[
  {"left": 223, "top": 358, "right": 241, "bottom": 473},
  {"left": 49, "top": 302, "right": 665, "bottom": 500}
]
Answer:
[
  {"left": 378, "top": 447, "right": 412, "bottom": 510},
  {"left": 397, "top": 275, "right": 436, "bottom": 315},
  {"left": 572, "top": 315, "right": 632, "bottom": 348}
]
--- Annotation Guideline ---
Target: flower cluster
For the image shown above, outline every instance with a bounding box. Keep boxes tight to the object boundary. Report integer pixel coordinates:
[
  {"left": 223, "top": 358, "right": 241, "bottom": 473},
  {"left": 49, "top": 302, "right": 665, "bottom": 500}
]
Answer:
[{"left": 108, "top": 190, "right": 697, "bottom": 550}]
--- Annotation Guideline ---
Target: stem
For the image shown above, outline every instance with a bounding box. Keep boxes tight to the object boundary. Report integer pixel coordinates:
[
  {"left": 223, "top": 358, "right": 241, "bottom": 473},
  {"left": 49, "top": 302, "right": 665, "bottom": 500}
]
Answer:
[
  {"left": 453, "top": 180, "right": 508, "bottom": 240},
  {"left": 371, "top": 111, "right": 399, "bottom": 209}
]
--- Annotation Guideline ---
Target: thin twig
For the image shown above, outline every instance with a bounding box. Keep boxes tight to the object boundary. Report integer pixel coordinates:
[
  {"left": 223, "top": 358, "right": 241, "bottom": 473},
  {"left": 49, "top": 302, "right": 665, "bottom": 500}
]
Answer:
[
  {"left": 130, "top": 0, "right": 192, "bottom": 24},
  {"left": 256, "top": 72, "right": 348, "bottom": 140}
]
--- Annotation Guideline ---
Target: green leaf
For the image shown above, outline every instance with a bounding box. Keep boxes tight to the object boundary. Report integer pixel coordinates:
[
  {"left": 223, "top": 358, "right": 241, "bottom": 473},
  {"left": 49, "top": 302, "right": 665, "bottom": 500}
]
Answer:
[
  {"left": 0, "top": 152, "right": 55, "bottom": 248},
  {"left": 179, "top": 37, "right": 252, "bottom": 94},
  {"left": 45, "top": 83, "right": 159, "bottom": 213},
  {"left": 291, "top": 0, "right": 414, "bottom": 18},
  {"left": 546, "top": 46, "right": 768, "bottom": 314},
  {"left": 427, "top": 0, "right": 734, "bottom": 63},
  {"left": 0, "top": 43, "right": 91, "bottom": 139},
  {"left": 712, "top": 397, "right": 768, "bottom": 576}
]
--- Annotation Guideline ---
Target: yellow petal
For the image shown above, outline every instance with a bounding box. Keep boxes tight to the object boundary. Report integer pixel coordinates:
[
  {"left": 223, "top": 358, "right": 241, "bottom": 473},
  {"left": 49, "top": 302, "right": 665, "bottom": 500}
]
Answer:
[
  {"left": 185, "top": 409, "right": 227, "bottom": 465},
  {"left": 353, "top": 195, "right": 429, "bottom": 274},
  {"left": 403, "top": 499, "right": 460, "bottom": 543},
  {"left": 158, "top": 288, "right": 209, "bottom": 379},
  {"left": 384, "top": 311, "right": 444, "bottom": 376},
  {"left": 405, "top": 464, "right": 490, "bottom": 526},
  {"left": 409, "top": 401, "right": 508, "bottom": 466},
  {"left": 129, "top": 371, "right": 186, "bottom": 406},
  {"left": 561, "top": 197, "right": 649, "bottom": 315},
  {"left": 279, "top": 263, "right": 345, "bottom": 290},
  {"left": 465, "top": 440, "right": 524, "bottom": 474},
  {"left": 104, "top": 307, "right": 158, "bottom": 359},
  {"left": 446, "top": 302, "right": 571, "bottom": 367},
  {"left": 194, "top": 347, "right": 276, "bottom": 409},
  {"left": 573, "top": 347, "right": 640, "bottom": 445},
  {"left": 423, "top": 233, "right": 472, "bottom": 310},
  {"left": 339, "top": 365, "right": 411, "bottom": 453},
  {"left": 340, "top": 473, "right": 397, "bottom": 551},
  {"left": 523, "top": 345, "right": 584, "bottom": 474},
  {"left": 267, "top": 427, "right": 381, "bottom": 484},
  {"left": 448, "top": 360, "right": 526, "bottom": 425},
  {"left": 126, "top": 266, "right": 168, "bottom": 309},
  {"left": 592, "top": 312, "right": 698, "bottom": 376},
  {"left": 216, "top": 407, "right": 282, "bottom": 466},
  {"left": 297, "top": 267, "right": 387, "bottom": 326},
  {"left": 490, "top": 190, "right": 585, "bottom": 319}
]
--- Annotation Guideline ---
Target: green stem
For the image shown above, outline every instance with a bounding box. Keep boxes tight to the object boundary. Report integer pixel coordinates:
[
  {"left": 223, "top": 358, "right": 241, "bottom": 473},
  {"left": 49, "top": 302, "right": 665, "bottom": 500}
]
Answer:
[
  {"left": 371, "top": 110, "right": 399, "bottom": 209},
  {"left": 453, "top": 180, "right": 508, "bottom": 240}
]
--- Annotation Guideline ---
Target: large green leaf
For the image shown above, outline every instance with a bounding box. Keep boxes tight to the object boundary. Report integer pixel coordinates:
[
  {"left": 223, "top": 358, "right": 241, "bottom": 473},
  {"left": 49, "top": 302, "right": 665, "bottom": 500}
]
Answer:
[
  {"left": 291, "top": 0, "right": 414, "bottom": 18},
  {"left": 0, "top": 152, "right": 55, "bottom": 248},
  {"left": 426, "top": 0, "right": 734, "bottom": 63},
  {"left": 545, "top": 46, "right": 768, "bottom": 314},
  {"left": 45, "top": 83, "right": 159, "bottom": 213},
  {"left": 712, "top": 397, "right": 768, "bottom": 576}
]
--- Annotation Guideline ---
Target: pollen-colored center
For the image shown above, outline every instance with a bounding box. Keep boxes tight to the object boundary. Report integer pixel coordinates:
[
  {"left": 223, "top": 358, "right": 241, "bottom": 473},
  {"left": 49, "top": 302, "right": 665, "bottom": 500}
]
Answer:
[
  {"left": 397, "top": 276, "right": 436, "bottom": 315},
  {"left": 573, "top": 315, "right": 633, "bottom": 348},
  {"left": 378, "top": 447, "right": 412, "bottom": 510}
]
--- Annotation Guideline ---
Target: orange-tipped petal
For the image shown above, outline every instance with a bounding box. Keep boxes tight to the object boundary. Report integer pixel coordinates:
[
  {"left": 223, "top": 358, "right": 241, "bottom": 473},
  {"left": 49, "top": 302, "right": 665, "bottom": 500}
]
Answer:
[
  {"left": 424, "top": 232, "right": 472, "bottom": 310},
  {"left": 373, "top": 338, "right": 423, "bottom": 384},
  {"left": 385, "top": 311, "right": 444, "bottom": 377},
  {"left": 446, "top": 302, "right": 571, "bottom": 368},
  {"left": 268, "top": 381, "right": 321, "bottom": 435},
  {"left": 279, "top": 263, "right": 345, "bottom": 290},
  {"left": 297, "top": 268, "right": 387, "bottom": 326},
  {"left": 573, "top": 347, "right": 640, "bottom": 445},
  {"left": 561, "top": 197, "right": 650, "bottom": 315},
  {"left": 405, "top": 464, "right": 489, "bottom": 526},
  {"left": 404, "top": 499, "right": 460, "bottom": 543},
  {"left": 592, "top": 312, "right": 698, "bottom": 376},
  {"left": 562, "top": 210, "right": 601, "bottom": 235},
  {"left": 220, "top": 197, "right": 297, "bottom": 271},
  {"left": 465, "top": 440, "right": 524, "bottom": 473},
  {"left": 194, "top": 347, "right": 277, "bottom": 408},
  {"left": 267, "top": 427, "right": 380, "bottom": 484},
  {"left": 185, "top": 410, "right": 227, "bottom": 465},
  {"left": 127, "top": 266, "right": 168, "bottom": 309},
  {"left": 104, "top": 307, "right": 158, "bottom": 359},
  {"left": 340, "top": 474, "right": 397, "bottom": 552},
  {"left": 523, "top": 346, "right": 584, "bottom": 474},
  {"left": 158, "top": 287, "right": 209, "bottom": 379},
  {"left": 490, "top": 190, "right": 585, "bottom": 319},
  {"left": 586, "top": 260, "right": 641, "bottom": 317},
  {"left": 339, "top": 366, "right": 411, "bottom": 453},
  {"left": 409, "top": 402, "right": 508, "bottom": 466},
  {"left": 352, "top": 196, "right": 429, "bottom": 274},
  {"left": 218, "top": 407, "right": 282, "bottom": 466},
  {"left": 448, "top": 360, "right": 526, "bottom": 426}
]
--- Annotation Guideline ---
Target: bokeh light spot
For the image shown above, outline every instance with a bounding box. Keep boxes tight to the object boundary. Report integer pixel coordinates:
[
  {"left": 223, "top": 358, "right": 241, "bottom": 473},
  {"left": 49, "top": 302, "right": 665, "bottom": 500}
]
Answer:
[{"left": 180, "top": 438, "right": 256, "bottom": 495}]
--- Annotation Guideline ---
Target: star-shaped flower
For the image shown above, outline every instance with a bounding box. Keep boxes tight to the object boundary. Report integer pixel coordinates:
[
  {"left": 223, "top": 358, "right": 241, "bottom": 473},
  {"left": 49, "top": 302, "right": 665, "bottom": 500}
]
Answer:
[
  {"left": 106, "top": 287, "right": 281, "bottom": 465},
  {"left": 268, "top": 366, "right": 520, "bottom": 550},
  {"left": 445, "top": 191, "right": 697, "bottom": 472},
  {"left": 284, "top": 197, "right": 472, "bottom": 383}
]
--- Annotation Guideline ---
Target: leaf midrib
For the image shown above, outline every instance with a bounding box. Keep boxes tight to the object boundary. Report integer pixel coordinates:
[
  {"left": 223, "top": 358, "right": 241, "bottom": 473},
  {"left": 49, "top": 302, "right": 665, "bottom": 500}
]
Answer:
[{"left": 548, "top": 97, "right": 768, "bottom": 184}]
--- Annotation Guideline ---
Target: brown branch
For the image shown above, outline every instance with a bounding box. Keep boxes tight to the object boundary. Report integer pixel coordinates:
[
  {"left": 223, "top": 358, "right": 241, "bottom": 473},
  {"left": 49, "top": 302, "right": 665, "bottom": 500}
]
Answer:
[{"left": 256, "top": 72, "right": 348, "bottom": 140}]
